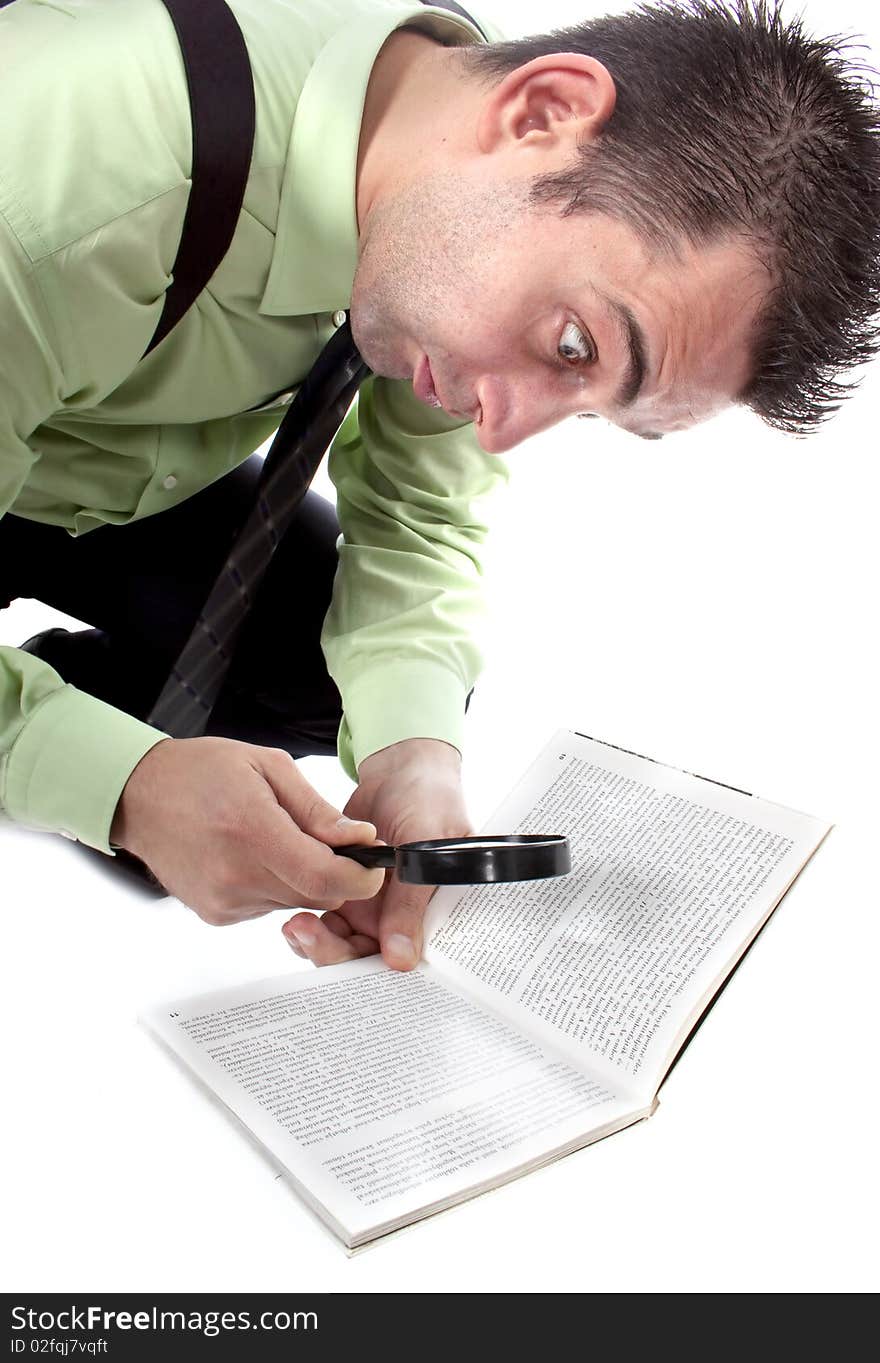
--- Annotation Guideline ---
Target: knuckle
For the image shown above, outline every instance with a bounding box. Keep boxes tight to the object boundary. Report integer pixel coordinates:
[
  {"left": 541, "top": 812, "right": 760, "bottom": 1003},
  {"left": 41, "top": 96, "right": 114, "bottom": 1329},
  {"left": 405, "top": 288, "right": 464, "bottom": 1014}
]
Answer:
[
  {"left": 301, "top": 790, "right": 330, "bottom": 828},
  {"left": 395, "top": 892, "right": 431, "bottom": 920},
  {"left": 196, "top": 901, "right": 227, "bottom": 927},
  {"left": 212, "top": 860, "right": 239, "bottom": 895},
  {"left": 214, "top": 809, "right": 247, "bottom": 848},
  {"left": 265, "top": 746, "right": 297, "bottom": 779},
  {"left": 296, "top": 865, "right": 330, "bottom": 904}
]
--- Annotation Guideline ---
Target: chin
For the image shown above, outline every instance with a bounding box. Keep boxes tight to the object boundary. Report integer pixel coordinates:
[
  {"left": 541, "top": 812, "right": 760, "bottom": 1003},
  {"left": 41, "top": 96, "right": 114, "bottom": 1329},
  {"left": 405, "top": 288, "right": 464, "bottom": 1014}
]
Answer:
[
  {"left": 348, "top": 307, "right": 409, "bottom": 381},
  {"left": 475, "top": 431, "right": 515, "bottom": 456},
  {"left": 355, "top": 343, "right": 408, "bottom": 382}
]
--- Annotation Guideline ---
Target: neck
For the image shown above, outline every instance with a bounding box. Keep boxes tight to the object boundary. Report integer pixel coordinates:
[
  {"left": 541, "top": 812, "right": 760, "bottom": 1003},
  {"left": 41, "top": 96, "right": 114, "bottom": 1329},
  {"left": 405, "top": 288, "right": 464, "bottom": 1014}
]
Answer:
[{"left": 355, "top": 31, "right": 472, "bottom": 234}]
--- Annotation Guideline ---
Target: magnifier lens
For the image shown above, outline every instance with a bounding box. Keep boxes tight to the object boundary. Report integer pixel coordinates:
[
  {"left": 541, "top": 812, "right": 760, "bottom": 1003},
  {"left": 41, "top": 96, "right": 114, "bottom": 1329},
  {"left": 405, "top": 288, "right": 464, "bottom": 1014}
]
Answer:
[{"left": 427, "top": 838, "right": 518, "bottom": 851}]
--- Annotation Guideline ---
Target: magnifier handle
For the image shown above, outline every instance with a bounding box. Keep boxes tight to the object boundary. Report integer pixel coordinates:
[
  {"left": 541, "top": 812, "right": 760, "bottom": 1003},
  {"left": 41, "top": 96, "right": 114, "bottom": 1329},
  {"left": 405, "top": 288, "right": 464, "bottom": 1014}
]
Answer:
[{"left": 336, "top": 843, "right": 397, "bottom": 869}]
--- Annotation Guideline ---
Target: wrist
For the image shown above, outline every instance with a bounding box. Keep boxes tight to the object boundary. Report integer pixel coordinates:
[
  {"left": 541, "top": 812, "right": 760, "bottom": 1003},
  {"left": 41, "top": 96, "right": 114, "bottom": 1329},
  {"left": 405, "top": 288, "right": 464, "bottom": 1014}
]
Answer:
[
  {"left": 110, "top": 777, "right": 134, "bottom": 850},
  {"left": 110, "top": 737, "right": 171, "bottom": 852},
  {"left": 357, "top": 737, "right": 462, "bottom": 782}
]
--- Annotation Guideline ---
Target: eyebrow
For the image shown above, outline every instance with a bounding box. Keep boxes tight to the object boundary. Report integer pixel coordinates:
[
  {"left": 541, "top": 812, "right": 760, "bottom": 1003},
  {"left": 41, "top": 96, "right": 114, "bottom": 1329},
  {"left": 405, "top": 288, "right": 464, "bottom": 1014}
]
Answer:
[{"left": 606, "top": 295, "right": 649, "bottom": 409}]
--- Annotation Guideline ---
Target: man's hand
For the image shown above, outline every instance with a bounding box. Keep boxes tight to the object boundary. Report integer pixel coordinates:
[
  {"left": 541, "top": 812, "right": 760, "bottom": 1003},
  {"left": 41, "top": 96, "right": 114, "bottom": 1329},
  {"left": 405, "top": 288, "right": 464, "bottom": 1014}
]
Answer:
[
  {"left": 110, "top": 737, "right": 386, "bottom": 924},
  {"left": 281, "top": 737, "right": 471, "bottom": 971}
]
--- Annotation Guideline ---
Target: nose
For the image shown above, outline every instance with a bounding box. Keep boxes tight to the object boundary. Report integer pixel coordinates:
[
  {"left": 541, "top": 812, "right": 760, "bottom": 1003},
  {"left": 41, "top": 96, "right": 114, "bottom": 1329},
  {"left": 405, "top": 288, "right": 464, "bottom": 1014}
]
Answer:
[{"left": 473, "top": 374, "right": 584, "bottom": 454}]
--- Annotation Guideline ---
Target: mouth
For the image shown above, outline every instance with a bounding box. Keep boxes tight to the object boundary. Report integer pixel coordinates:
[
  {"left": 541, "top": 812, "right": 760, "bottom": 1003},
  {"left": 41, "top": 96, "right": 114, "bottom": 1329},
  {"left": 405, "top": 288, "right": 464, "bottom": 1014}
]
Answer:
[
  {"left": 413, "top": 354, "right": 480, "bottom": 424},
  {"left": 413, "top": 353, "right": 443, "bottom": 409}
]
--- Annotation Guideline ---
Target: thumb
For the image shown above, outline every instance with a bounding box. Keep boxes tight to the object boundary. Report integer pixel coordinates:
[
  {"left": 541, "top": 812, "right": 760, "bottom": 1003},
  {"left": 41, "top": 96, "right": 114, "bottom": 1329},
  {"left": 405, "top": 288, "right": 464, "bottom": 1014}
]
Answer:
[
  {"left": 325, "top": 813, "right": 381, "bottom": 848},
  {"left": 260, "top": 752, "right": 378, "bottom": 848},
  {"left": 379, "top": 880, "right": 435, "bottom": 972}
]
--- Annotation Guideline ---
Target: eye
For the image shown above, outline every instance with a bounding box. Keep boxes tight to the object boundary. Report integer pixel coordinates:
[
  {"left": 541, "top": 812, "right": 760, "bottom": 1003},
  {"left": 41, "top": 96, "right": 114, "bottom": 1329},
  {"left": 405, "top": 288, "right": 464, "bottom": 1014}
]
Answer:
[{"left": 557, "top": 320, "right": 596, "bottom": 367}]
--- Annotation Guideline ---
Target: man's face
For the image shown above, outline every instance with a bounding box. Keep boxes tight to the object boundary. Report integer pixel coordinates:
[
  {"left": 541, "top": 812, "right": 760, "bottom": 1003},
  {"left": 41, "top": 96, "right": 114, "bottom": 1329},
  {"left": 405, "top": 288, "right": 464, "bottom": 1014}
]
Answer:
[{"left": 350, "top": 169, "right": 770, "bottom": 454}]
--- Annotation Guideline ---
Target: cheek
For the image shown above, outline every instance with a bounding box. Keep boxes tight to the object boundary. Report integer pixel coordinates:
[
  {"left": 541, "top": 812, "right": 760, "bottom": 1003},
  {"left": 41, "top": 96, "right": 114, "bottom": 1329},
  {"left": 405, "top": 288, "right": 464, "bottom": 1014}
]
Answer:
[
  {"left": 429, "top": 316, "right": 496, "bottom": 371},
  {"left": 439, "top": 305, "right": 525, "bottom": 370}
]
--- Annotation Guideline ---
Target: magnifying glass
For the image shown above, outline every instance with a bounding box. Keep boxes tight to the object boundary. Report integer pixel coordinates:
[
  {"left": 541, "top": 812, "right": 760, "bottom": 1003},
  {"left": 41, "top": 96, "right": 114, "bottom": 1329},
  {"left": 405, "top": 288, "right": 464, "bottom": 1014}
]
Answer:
[{"left": 336, "top": 834, "right": 571, "bottom": 885}]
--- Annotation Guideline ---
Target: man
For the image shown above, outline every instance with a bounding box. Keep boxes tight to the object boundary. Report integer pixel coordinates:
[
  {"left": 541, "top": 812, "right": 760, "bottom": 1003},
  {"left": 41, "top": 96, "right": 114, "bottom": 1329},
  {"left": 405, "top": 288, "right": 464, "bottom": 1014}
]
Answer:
[{"left": 1, "top": 0, "right": 877, "bottom": 971}]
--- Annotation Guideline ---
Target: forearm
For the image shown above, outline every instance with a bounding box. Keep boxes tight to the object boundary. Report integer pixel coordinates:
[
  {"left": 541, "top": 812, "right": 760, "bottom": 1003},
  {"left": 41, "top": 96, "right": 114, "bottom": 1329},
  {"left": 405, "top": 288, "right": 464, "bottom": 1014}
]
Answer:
[
  {"left": 0, "top": 645, "right": 165, "bottom": 851},
  {"left": 322, "top": 374, "right": 508, "bottom": 777}
]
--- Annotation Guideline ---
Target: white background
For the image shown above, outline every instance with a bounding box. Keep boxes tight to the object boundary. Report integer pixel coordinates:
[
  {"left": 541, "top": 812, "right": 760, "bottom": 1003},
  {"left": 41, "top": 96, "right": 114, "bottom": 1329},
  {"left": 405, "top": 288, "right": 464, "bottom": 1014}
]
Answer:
[{"left": 2, "top": 0, "right": 878, "bottom": 1294}]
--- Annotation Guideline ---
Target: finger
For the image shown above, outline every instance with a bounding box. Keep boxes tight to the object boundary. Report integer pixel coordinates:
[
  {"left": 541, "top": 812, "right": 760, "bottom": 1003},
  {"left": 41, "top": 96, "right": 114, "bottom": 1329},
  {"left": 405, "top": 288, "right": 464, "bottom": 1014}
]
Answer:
[
  {"left": 239, "top": 862, "right": 353, "bottom": 914},
  {"left": 259, "top": 749, "right": 380, "bottom": 848},
  {"left": 378, "top": 880, "right": 436, "bottom": 971},
  {"left": 281, "top": 908, "right": 376, "bottom": 947},
  {"left": 224, "top": 858, "right": 382, "bottom": 919},
  {"left": 282, "top": 912, "right": 379, "bottom": 966},
  {"left": 323, "top": 893, "right": 386, "bottom": 942},
  {"left": 320, "top": 911, "right": 354, "bottom": 940},
  {"left": 259, "top": 802, "right": 386, "bottom": 906}
]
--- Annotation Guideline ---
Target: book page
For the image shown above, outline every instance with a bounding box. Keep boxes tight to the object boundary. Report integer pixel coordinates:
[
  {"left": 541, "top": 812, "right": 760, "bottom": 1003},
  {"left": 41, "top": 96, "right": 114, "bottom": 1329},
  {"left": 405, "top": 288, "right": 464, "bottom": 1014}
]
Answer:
[
  {"left": 425, "top": 731, "right": 829, "bottom": 1100},
  {"left": 143, "top": 955, "right": 639, "bottom": 1247}
]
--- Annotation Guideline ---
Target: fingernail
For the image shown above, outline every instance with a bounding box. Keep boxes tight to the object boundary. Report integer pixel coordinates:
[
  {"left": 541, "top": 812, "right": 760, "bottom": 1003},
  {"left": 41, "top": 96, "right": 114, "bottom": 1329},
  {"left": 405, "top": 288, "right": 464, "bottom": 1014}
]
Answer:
[
  {"left": 290, "top": 922, "right": 316, "bottom": 948},
  {"left": 386, "top": 933, "right": 417, "bottom": 967},
  {"left": 285, "top": 935, "right": 306, "bottom": 958},
  {"left": 337, "top": 816, "right": 376, "bottom": 832}
]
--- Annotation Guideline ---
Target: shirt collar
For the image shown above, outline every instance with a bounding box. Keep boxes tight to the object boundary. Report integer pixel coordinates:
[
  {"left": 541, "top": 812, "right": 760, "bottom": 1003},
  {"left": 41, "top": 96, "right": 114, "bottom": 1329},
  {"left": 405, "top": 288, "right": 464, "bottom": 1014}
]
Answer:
[{"left": 259, "top": 4, "right": 486, "bottom": 317}]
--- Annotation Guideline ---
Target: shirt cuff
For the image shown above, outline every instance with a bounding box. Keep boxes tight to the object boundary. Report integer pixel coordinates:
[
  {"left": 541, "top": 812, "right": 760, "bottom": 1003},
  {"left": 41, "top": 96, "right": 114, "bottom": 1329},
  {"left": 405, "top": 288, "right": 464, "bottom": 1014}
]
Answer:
[
  {"left": 338, "top": 659, "right": 469, "bottom": 780},
  {"left": 1, "top": 684, "right": 167, "bottom": 853}
]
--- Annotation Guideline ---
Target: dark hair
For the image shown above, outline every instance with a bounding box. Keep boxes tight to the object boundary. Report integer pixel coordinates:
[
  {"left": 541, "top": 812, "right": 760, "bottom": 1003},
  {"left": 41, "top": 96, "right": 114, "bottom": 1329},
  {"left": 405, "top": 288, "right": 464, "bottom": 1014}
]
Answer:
[{"left": 459, "top": 0, "right": 880, "bottom": 434}]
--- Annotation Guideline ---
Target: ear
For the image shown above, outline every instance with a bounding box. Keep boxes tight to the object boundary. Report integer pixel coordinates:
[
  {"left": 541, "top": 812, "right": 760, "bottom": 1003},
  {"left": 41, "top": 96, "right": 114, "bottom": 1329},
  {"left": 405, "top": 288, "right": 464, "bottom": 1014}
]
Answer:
[{"left": 476, "top": 53, "right": 616, "bottom": 159}]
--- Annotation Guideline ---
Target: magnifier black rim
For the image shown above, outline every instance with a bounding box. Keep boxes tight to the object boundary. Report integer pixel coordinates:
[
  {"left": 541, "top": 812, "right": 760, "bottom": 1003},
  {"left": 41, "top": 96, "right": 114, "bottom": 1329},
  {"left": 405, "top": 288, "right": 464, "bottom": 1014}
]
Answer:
[
  {"left": 396, "top": 833, "right": 571, "bottom": 884},
  {"left": 335, "top": 834, "right": 572, "bottom": 883},
  {"left": 400, "top": 834, "right": 567, "bottom": 854}
]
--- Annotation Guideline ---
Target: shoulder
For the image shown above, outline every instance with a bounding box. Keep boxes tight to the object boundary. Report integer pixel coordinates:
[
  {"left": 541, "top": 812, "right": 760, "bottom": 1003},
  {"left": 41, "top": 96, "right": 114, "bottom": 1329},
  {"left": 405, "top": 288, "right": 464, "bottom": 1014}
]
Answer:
[{"left": 0, "top": 0, "right": 190, "bottom": 264}]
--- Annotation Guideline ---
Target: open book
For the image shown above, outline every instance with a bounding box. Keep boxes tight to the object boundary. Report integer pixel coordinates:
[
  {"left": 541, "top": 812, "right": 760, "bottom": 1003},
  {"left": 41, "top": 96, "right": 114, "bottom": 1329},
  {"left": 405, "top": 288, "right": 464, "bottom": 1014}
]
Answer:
[{"left": 142, "top": 731, "right": 830, "bottom": 1249}]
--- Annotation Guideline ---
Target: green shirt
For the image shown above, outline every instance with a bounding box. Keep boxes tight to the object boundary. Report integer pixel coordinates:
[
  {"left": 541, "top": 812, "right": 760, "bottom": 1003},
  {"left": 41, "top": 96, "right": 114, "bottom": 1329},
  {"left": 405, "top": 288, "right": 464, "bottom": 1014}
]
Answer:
[{"left": 0, "top": 0, "right": 507, "bottom": 853}]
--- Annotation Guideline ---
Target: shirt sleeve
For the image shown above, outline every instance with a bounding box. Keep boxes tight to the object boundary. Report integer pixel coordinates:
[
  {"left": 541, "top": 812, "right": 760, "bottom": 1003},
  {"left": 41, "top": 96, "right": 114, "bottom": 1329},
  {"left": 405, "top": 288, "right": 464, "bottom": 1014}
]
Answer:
[
  {"left": 322, "top": 374, "right": 509, "bottom": 780},
  {"left": 0, "top": 205, "right": 165, "bottom": 853}
]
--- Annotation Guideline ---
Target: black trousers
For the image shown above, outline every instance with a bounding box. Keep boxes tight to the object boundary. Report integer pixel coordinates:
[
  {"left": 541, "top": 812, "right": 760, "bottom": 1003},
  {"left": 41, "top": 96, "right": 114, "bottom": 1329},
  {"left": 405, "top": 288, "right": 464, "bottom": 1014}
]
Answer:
[{"left": 0, "top": 456, "right": 344, "bottom": 758}]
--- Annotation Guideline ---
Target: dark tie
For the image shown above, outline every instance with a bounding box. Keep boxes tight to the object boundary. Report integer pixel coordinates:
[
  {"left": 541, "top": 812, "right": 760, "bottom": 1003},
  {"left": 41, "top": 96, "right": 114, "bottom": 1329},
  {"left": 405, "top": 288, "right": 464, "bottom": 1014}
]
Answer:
[{"left": 146, "top": 316, "right": 369, "bottom": 738}]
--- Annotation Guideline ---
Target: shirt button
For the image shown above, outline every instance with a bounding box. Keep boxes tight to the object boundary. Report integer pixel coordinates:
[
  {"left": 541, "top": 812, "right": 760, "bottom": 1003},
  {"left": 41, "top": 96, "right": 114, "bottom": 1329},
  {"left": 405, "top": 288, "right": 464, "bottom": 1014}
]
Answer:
[
  {"left": 332, "top": 310, "right": 347, "bottom": 328},
  {"left": 162, "top": 474, "right": 178, "bottom": 491}
]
